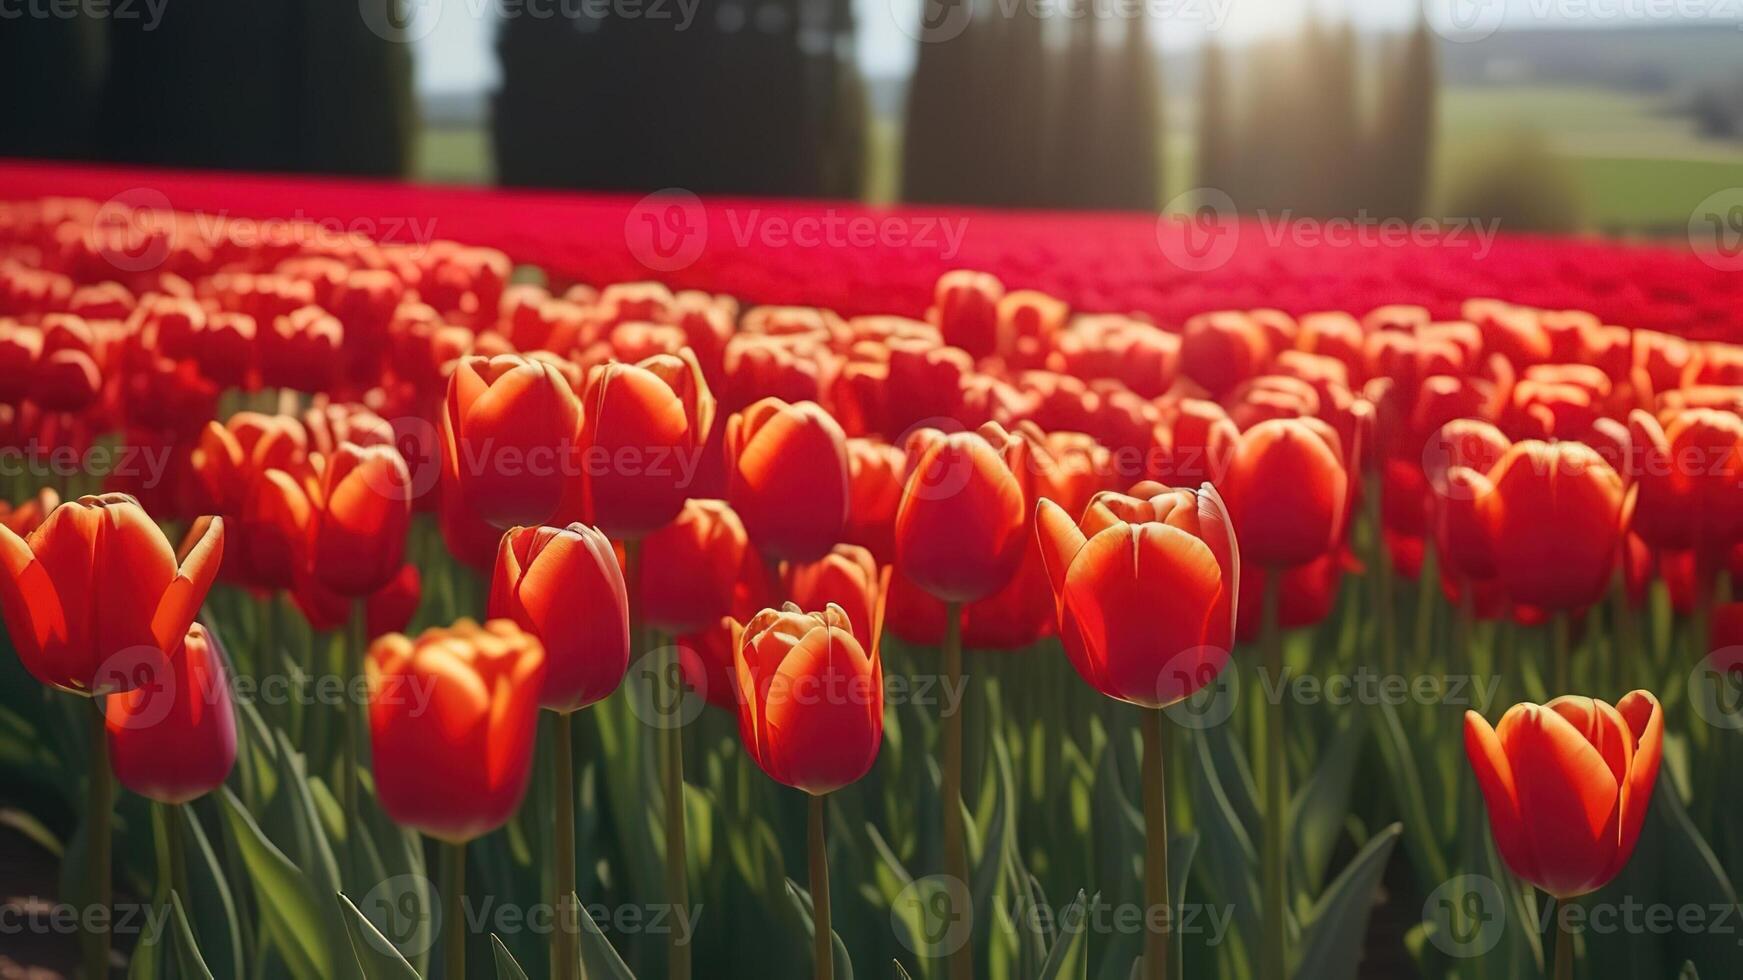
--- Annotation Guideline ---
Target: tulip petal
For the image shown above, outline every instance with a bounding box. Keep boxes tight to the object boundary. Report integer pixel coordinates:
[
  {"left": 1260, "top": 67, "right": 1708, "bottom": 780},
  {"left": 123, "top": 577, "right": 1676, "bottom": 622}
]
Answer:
[
  {"left": 0, "top": 523, "right": 67, "bottom": 689},
  {"left": 153, "top": 516, "right": 225, "bottom": 659},
  {"left": 1497, "top": 702, "right": 1622, "bottom": 897},
  {"left": 1604, "top": 690, "right": 1664, "bottom": 885},
  {"left": 1465, "top": 709, "right": 1539, "bottom": 887}
]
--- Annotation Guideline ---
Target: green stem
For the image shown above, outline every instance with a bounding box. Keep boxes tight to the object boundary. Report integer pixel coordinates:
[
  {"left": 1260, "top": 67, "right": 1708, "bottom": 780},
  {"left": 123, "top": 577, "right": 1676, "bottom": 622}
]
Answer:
[
  {"left": 554, "top": 712, "right": 579, "bottom": 980},
  {"left": 1259, "top": 570, "right": 1287, "bottom": 980},
  {"left": 166, "top": 803, "right": 191, "bottom": 907},
  {"left": 1552, "top": 897, "right": 1574, "bottom": 980},
  {"left": 342, "top": 598, "right": 366, "bottom": 887},
  {"left": 85, "top": 697, "right": 112, "bottom": 980},
  {"left": 809, "top": 793, "right": 833, "bottom": 980},
  {"left": 627, "top": 538, "right": 690, "bottom": 980},
  {"left": 443, "top": 840, "right": 467, "bottom": 980},
  {"left": 942, "top": 602, "right": 971, "bottom": 980},
  {"left": 1141, "top": 707, "right": 1171, "bottom": 980},
  {"left": 1551, "top": 612, "right": 1570, "bottom": 697}
]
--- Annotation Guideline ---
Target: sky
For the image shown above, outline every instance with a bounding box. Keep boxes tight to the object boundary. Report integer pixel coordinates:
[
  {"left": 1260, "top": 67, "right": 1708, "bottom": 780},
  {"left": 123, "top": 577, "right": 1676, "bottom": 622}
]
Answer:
[{"left": 412, "top": 0, "right": 1740, "bottom": 96}]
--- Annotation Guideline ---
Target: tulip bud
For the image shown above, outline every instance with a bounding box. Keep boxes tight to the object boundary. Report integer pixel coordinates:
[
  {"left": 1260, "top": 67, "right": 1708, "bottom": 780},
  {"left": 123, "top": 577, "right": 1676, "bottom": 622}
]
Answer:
[
  {"left": 785, "top": 544, "right": 880, "bottom": 656},
  {"left": 0, "top": 496, "right": 223, "bottom": 695},
  {"left": 106, "top": 622, "right": 237, "bottom": 804},
  {"left": 730, "top": 593, "right": 886, "bottom": 795},
  {"left": 726, "top": 397, "right": 850, "bottom": 562},
  {"left": 491, "top": 523, "right": 629, "bottom": 712},
  {"left": 640, "top": 499, "right": 751, "bottom": 635},
  {"left": 581, "top": 349, "right": 716, "bottom": 538},
  {"left": 309, "top": 443, "right": 412, "bottom": 598},
  {"left": 1481, "top": 440, "right": 1627, "bottom": 611},
  {"left": 1465, "top": 691, "right": 1662, "bottom": 898},
  {"left": 442, "top": 354, "right": 584, "bottom": 530},
  {"left": 1221, "top": 417, "right": 1350, "bottom": 568},
  {"left": 894, "top": 422, "right": 1028, "bottom": 604},
  {"left": 368, "top": 619, "right": 546, "bottom": 843}
]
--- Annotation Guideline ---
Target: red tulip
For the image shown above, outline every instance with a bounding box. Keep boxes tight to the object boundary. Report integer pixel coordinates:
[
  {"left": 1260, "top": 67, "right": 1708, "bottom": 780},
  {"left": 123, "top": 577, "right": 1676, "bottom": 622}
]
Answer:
[
  {"left": 730, "top": 589, "right": 887, "bottom": 794},
  {"left": 638, "top": 498, "right": 752, "bottom": 635},
  {"left": 232, "top": 467, "right": 317, "bottom": 592},
  {"left": 1481, "top": 440, "right": 1627, "bottom": 611},
  {"left": 0, "top": 486, "right": 59, "bottom": 536},
  {"left": 292, "top": 563, "right": 422, "bottom": 637},
  {"left": 1036, "top": 481, "right": 1239, "bottom": 708},
  {"left": 893, "top": 422, "right": 1028, "bottom": 604},
  {"left": 309, "top": 443, "right": 412, "bottom": 598},
  {"left": 0, "top": 496, "right": 223, "bottom": 694},
  {"left": 1221, "top": 417, "right": 1349, "bottom": 568},
  {"left": 844, "top": 438, "right": 904, "bottom": 561},
  {"left": 1465, "top": 691, "right": 1662, "bottom": 897},
  {"left": 105, "top": 622, "right": 236, "bottom": 804},
  {"left": 932, "top": 270, "right": 1002, "bottom": 359},
  {"left": 368, "top": 619, "right": 546, "bottom": 842},
  {"left": 441, "top": 354, "right": 583, "bottom": 530},
  {"left": 726, "top": 397, "right": 849, "bottom": 562},
  {"left": 580, "top": 349, "right": 716, "bottom": 538},
  {"left": 1627, "top": 408, "right": 1743, "bottom": 557},
  {"left": 491, "top": 523, "right": 629, "bottom": 712},
  {"left": 1236, "top": 551, "right": 1345, "bottom": 642}
]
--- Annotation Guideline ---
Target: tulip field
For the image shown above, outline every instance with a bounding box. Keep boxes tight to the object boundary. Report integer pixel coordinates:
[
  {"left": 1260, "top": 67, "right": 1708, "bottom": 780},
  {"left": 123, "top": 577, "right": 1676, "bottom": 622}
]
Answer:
[{"left": 3, "top": 183, "right": 1743, "bottom": 980}]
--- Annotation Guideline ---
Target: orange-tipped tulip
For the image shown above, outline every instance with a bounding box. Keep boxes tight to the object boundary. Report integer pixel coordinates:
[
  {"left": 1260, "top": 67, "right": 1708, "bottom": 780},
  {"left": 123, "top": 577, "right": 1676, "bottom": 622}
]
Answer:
[
  {"left": 1036, "top": 481, "right": 1239, "bottom": 708},
  {"left": 726, "top": 397, "right": 850, "bottom": 562},
  {"left": 1464, "top": 691, "right": 1662, "bottom": 898},
  {"left": 0, "top": 496, "right": 223, "bottom": 694},
  {"left": 730, "top": 588, "right": 886, "bottom": 795},
  {"left": 441, "top": 354, "right": 583, "bottom": 530},
  {"left": 491, "top": 523, "right": 629, "bottom": 712},
  {"left": 785, "top": 544, "right": 880, "bottom": 655},
  {"left": 1481, "top": 440, "right": 1627, "bottom": 611},
  {"left": 105, "top": 622, "right": 237, "bottom": 804},
  {"left": 1221, "top": 417, "right": 1349, "bottom": 568},
  {"left": 367, "top": 619, "right": 546, "bottom": 842},
  {"left": 893, "top": 422, "right": 1028, "bottom": 603},
  {"left": 309, "top": 442, "right": 413, "bottom": 598},
  {"left": 581, "top": 349, "right": 716, "bottom": 539}
]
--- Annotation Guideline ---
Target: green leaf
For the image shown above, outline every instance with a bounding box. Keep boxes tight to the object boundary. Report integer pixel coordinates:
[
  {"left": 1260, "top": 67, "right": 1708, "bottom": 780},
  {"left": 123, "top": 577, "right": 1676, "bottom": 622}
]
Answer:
[
  {"left": 339, "top": 893, "right": 422, "bottom": 980},
  {"left": 576, "top": 888, "right": 640, "bottom": 980},
  {"left": 1290, "top": 717, "right": 1363, "bottom": 895},
  {"left": 179, "top": 803, "right": 245, "bottom": 980},
  {"left": 492, "top": 934, "right": 531, "bottom": 980},
  {"left": 216, "top": 787, "right": 332, "bottom": 979},
  {"left": 1036, "top": 890, "right": 1091, "bottom": 980},
  {"left": 1294, "top": 823, "right": 1403, "bottom": 980},
  {"left": 785, "top": 878, "right": 855, "bottom": 980},
  {"left": 168, "top": 892, "right": 217, "bottom": 980}
]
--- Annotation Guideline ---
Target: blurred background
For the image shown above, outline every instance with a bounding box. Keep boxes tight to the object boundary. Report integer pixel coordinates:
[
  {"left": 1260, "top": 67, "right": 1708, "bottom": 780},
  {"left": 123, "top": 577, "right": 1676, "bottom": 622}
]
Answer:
[{"left": 3, "top": 0, "right": 1740, "bottom": 236}]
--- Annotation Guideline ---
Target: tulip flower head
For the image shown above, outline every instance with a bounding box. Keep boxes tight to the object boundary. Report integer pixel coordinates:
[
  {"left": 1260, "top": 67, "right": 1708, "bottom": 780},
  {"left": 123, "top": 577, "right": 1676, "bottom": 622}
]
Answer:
[
  {"left": 726, "top": 397, "right": 850, "bottom": 562},
  {"left": 106, "top": 622, "right": 237, "bottom": 804},
  {"left": 893, "top": 422, "right": 1028, "bottom": 604},
  {"left": 1465, "top": 691, "right": 1663, "bottom": 898},
  {"left": 309, "top": 442, "right": 413, "bottom": 598},
  {"left": 0, "top": 495, "right": 223, "bottom": 695},
  {"left": 1480, "top": 439, "right": 1629, "bottom": 611},
  {"left": 367, "top": 619, "right": 547, "bottom": 843},
  {"left": 1036, "top": 481, "right": 1239, "bottom": 708},
  {"left": 731, "top": 583, "right": 887, "bottom": 795},
  {"left": 490, "top": 523, "right": 630, "bottom": 712},
  {"left": 581, "top": 348, "right": 716, "bottom": 539},
  {"left": 441, "top": 353, "right": 584, "bottom": 530},
  {"left": 1221, "top": 416, "right": 1349, "bottom": 568}
]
